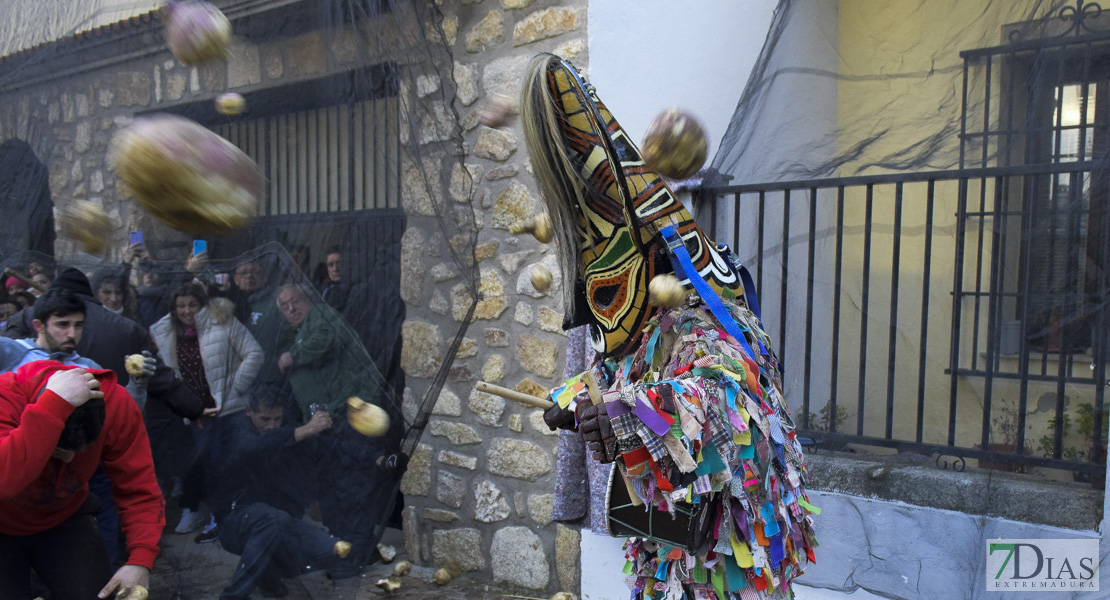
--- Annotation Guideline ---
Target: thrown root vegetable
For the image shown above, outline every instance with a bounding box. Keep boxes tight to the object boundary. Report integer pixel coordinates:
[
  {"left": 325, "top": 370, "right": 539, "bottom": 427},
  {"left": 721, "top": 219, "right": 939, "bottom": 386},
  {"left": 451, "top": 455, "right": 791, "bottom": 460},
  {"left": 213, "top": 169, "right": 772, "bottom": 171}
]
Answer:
[
  {"left": 376, "top": 542, "right": 397, "bottom": 563},
  {"left": 116, "top": 585, "right": 149, "bottom": 600},
  {"left": 648, "top": 273, "right": 687, "bottom": 308},
  {"left": 509, "top": 213, "right": 553, "bottom": 244},
  {"left": 163, "top": 0, "right": 232, "bottom": 66},
  {"left": 110, "top": 114, "right": 262, "bottom": 234},
  {"left": 392, "top": 560, "right": 412, "bottom": 577},
  {"left": 348, "top": 397, "right": 389, "bottom": 437},
  {"left": 58, "top": 201, "right": 112, "bottom": 255},
  {"left": 433, "top": 568, "right": 452, "bottom": 586},
  {"left": 531, "top": 266, "right": 554, "bottom": 292},
  {"left": 215, "top": 93, "right": 245, "bottom": 116},
  {"left": 333, "top": 540, "right": 351, "bottom": 558},
  {"left": 125, "top": 354, "right": 148, "bottom": 379},
  {"left": 375, "top": 576, "right": 402, "bottom": 593}
]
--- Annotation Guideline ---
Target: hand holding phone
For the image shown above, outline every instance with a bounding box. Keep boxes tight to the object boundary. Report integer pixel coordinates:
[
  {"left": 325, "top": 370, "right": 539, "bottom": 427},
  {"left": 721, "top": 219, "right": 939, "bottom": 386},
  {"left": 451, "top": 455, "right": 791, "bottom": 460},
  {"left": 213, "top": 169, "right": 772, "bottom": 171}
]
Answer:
[
  {"left": 129, "top": 231, "right": 144, "bottom": 247},
  {"left": 192, "top": 240, "right": 207, "bottom": 256}
]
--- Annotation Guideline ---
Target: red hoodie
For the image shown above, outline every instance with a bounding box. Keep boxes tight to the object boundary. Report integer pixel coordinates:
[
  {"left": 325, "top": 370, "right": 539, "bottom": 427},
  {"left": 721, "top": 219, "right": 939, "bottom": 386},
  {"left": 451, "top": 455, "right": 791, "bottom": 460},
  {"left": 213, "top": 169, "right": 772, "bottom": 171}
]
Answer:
[{"left": 0, "top": 361, "right": 165, "bottom": 569}]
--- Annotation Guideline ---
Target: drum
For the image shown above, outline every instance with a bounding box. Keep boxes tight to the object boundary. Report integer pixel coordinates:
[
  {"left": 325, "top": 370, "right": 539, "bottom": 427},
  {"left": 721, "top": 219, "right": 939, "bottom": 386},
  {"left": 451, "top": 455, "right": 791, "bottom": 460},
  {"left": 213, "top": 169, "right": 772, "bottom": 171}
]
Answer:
[{"left": 604, "top": 466, "right": 715, "bottom": 553}]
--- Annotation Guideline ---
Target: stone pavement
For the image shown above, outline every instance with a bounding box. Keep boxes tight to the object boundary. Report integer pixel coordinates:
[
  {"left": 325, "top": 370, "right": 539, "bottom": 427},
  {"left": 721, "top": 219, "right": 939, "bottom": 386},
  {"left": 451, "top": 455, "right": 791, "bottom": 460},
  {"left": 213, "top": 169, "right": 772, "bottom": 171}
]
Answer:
[
  {"left": 149, "top": 511, "right": 870, "bottom": 600},
  {"left": 149, "top": 520, "right": 514, "bottom": 600}
]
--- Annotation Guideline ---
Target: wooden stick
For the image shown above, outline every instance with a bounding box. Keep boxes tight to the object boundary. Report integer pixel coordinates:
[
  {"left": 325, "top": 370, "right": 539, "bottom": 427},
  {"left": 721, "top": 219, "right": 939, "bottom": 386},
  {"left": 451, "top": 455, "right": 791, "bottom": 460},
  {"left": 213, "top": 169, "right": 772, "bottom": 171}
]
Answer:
[{"left": 476, "top": 381, "right": 553, "bottom": 409}]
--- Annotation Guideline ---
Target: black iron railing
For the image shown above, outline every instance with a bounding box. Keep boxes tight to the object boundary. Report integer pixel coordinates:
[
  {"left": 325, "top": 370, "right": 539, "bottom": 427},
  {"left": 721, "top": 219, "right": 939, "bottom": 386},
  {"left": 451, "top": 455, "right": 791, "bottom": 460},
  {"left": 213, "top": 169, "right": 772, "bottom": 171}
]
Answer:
[{"left": 701, "top": 161, "right": 1109, "bottom": 477}]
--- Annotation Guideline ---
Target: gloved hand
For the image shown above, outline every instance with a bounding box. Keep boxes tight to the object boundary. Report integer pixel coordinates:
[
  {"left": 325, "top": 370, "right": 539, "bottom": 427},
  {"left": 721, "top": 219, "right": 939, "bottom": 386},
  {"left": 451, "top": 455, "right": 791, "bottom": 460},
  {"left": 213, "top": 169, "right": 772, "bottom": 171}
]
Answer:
[
  {"left": 543, "top": 401, "right": 577, "bottom": 431},
  {"left": 137, "top": 351, "right": 156, "bottom": 382},
  {"left": 577, "top": 402, "right": 619, "bottom": 463}
]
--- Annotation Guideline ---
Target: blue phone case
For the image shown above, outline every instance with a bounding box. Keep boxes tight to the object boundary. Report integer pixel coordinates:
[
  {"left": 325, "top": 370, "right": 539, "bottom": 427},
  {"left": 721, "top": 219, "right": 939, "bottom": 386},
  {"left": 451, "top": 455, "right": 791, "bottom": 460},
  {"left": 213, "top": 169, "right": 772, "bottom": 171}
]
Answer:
[
  {"left": 129, "top": 231, "right": 143, "bottom": 245},
  {"left": 193, "top": 240, "right": 207, "bottom": 256}
]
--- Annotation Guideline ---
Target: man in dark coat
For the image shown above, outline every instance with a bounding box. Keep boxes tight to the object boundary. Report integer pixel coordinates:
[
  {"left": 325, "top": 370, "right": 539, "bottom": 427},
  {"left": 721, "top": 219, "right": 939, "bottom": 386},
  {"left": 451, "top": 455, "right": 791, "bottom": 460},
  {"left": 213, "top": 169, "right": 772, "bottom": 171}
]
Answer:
[{"left": 4, "top": 267, "right": 147, "bottom": 386}]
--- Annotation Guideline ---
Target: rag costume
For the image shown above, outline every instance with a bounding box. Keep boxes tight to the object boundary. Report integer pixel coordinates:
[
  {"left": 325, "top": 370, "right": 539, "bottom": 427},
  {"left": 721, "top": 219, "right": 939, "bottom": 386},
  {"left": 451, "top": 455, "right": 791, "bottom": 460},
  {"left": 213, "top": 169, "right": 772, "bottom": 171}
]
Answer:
[{"left": 521, "top": 54, "right": 818, "bottom": 598}]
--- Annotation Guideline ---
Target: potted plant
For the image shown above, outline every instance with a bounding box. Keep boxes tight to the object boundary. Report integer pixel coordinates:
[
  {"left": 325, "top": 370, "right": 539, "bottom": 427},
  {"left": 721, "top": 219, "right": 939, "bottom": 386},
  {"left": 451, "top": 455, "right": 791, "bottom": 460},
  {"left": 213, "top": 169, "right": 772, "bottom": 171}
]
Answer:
[{"left": 977, "top": 400, "right": 1031, "bottom": 472}]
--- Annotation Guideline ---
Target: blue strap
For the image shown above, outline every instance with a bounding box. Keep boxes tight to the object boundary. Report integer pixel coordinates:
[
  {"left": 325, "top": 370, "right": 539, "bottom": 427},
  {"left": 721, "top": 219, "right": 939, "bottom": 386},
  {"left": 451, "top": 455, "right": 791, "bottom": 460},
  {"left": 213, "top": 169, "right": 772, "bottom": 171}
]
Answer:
[{"left": 659, "top": 226, "right": 758, "bottom": 363}]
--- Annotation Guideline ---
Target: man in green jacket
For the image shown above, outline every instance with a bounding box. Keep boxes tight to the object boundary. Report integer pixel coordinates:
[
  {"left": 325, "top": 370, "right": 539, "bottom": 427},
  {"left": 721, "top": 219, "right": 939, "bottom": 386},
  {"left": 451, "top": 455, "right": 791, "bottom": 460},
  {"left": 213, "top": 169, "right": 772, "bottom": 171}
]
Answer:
[
  {"left": 274, "top": 283, "right": 398, "bottom": 578},
  {"left": 275, "top": 283, "right": 381, "bottom": 422}
]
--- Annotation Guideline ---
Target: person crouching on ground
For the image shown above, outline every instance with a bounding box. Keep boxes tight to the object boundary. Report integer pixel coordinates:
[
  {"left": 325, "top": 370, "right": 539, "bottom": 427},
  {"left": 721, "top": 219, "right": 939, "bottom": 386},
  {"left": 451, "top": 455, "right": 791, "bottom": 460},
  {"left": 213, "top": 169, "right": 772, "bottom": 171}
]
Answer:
[{"left": 0, "top": 362, "right": 165, "bottom": 599}]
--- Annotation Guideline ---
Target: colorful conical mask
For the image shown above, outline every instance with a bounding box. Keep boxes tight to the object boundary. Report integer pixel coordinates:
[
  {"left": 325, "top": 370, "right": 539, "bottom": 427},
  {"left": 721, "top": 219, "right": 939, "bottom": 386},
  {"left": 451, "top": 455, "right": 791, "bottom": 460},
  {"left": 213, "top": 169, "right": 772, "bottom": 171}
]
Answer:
[{"left": 521, "top": 54, "right": 743, "bottom": 357}]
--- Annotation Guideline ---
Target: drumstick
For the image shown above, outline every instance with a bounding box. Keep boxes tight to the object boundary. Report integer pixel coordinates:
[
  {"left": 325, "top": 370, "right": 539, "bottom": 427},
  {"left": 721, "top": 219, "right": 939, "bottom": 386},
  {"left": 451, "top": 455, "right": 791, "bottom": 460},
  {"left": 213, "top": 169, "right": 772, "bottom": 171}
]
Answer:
[{"left": 475, "top": 381, "right": 554, "bottom": 409}]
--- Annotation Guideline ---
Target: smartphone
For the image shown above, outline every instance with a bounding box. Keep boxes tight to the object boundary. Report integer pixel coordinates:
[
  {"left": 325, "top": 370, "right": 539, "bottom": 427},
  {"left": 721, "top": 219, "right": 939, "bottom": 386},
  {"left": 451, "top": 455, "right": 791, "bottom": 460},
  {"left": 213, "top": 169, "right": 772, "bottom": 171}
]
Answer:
[
  {"left": 192, "top": 240, "right": 207, "bottom": 256},
  {"left": 129, "top": 231, "right": 143, "bottom": 246}
]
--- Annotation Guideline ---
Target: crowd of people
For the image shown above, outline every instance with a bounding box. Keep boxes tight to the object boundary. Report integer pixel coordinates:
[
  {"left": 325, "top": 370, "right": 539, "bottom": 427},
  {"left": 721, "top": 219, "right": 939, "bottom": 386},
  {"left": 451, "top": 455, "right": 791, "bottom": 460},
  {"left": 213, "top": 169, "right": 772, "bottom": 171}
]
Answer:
[{"left": 0, "top": 240, "right": 404, "bottom": 600}]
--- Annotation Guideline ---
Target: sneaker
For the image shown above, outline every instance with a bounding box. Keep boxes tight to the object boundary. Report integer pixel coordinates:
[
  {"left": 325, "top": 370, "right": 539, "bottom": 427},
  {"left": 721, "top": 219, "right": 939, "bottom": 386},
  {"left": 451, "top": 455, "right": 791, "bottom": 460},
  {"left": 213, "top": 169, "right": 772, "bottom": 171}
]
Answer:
[
  {"left": 175, "top": 508, "right": 206, "bottom": 534},
  {"left": 194, "top": 515, "right": 219, "bottom": 543}
]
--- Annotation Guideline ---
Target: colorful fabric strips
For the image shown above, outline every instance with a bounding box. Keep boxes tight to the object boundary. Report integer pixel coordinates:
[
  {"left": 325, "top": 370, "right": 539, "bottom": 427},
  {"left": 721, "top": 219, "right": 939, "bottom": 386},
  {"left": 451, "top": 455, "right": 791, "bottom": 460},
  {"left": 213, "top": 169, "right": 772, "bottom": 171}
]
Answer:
[{"left": 582, "top": 295, "right": 818, "bottom": 599}]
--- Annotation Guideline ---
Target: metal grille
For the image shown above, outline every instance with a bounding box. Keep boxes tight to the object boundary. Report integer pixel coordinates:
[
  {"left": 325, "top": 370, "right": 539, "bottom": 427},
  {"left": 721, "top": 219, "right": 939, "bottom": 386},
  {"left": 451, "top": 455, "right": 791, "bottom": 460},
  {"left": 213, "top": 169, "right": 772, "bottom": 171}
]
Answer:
[{"left": 215, "top": 96, "right": 400, "bottom": 215}]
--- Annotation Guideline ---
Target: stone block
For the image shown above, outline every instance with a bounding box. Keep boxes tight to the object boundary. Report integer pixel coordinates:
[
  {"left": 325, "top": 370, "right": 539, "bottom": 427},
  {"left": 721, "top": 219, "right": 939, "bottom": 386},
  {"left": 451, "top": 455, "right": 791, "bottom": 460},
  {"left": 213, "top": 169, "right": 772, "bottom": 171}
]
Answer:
[
  {"left": 474, "top": 242, "right": 498, "bottom": 263},
  {"left": 465, "top": 11, "right": 504, "bottom": 53},
  {"left": 473, "top": 126, "right": 517, "bottom": 162},
  {"left": 474, "top": 480, "right": 511, "bottom": 523},
  {"left": 554, "top": 37, "right": 585, "bottom": 61},
  {"left": 556, "top": 524, "right": 580, "bottom": 590},
  {"left": 401, "top": 157, "right": 441, "bottom": 216},
  {"left": 400, "top": 443, "right": 433, "bottom": 496},
  {"left": 289, "top": 31, "right": 326, "bottom": 75},
  {"left": 75, "top": 122, "right": 91, "bottom": 153},
  {"left": 116, "top": 72, "right": 151, "bottom": 107},
  {"left": 449, "top": 364, "right": 476, "bottom": 383},
  {"left": 488, "top": 438, "right": 551, "bottom": 480},
  {"left": 429, "top": 290, "right": 449, "bottom": 315},
  {"left": 514, "top": 379, "right": 548, "bottom": 398},
  {"left": 513, "top": 7, "right": 581, "bottom": 46},
  {"left": 227, "top": 42, "right": 262, "bottom": 87},
  {"left": 517, "top": 334, "right": 557, "bottom": 379},
  {"left": 166, "top": 73, "right": 187, "bottom": 101},
  {"left": 501, "top": 0, "right": 535, "bottom": 8},
  {"left": 428, "top": 421, "right": 482, "bottom": 445},
  {"left": 442, "top": 16, "right": 458, "bottom": 46},
  {"left": 485, "top": 328, "right": 509, "bottom": 347},
  {"left": 529, "top": 410, "right": 558, "bottom": 436},
  {"left": 432, "top": 387, "right": 462, "bottom": 417},
  {"left": 265, "top": 53, "right": 284, "bottom": 79},
  {"left": 492, "top": 181, "right": 533, "bottom": 229},
  {"left": 537, "top": 306, "right": 563, "bottom": 333},
  {"left": 486, "top": 164, "right": 518, "bottom": 180},
  {"left": 432, "top": 528, "right": 485, "bottom": 571},
  {"left": 514, "top": 302, "right": 533, "bottom": 325},
  {"left": 401, "top": 320, "right": 442, "bottom": 379},
  {"left": 499, "top": 249, "right": 532, "bottom": 274},
  {"left": 436, "top": 471, "right": 465, "bottom": 508},
  {"left": 491, "top": 527, "right": 549, "bottom": 589},
  {"left": 527, "top": 493, "right": 553, "bottom": 525},
  {"left": 482, "top": 54, "right": 531, "bottom": 104},
  {"left": 420, "top": 101, "right": 455, "bottom": 145},
  {"left": 475, "top": 269, "right": 507, "bottom": 320},
  {"left": 431, "top": 262, "right": 459, "bottom": 282},
  {"left": 423, "top": 508, "right": 458, "bottom": 522},
  {"left": 450, "top": 283, "right": 474, "bottom": 323},
  {"left": 400, "top": 227, "right": 427, "bottom": 304},
  {"left": 439, "top": 450, "right": 478, "bottom": 470},
  {"left": 456, "top": 337, "right": 478, "bottom": 359},
  {"left": 416, "top": 74, "right": 441, "bottom": 97},
  {"left": 509, "top": 414, "right": 523, "bottom": 433},
  {"left": 482, "top": 354, "right": 506, "bottom": 383},
  {"left": 449, "top": 163, "right": 482, "bottom": 202},
  {"left": 454, "top": 62, "right": 480, "bottom": 106},
  {"left": 469, "top": 387, "right": 505, "bottom": 426},
  {"left": 402, "top": 506, "right": 421, "bottom": 563}
]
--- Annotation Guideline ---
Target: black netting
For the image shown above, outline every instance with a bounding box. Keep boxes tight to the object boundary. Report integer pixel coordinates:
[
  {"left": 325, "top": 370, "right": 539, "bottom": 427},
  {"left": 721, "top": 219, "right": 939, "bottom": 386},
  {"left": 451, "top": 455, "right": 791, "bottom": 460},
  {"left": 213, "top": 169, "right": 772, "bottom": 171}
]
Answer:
[{"left": 0, "top": 0, "right": 476, "bottom": 595}]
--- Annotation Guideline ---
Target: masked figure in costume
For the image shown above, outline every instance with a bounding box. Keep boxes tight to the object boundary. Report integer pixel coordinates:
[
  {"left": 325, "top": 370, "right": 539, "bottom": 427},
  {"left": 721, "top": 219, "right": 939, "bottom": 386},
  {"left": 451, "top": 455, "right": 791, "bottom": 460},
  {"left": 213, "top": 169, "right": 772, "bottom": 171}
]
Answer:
[{"left": 521, "top": 54, "right": 819, "bottom": 599}]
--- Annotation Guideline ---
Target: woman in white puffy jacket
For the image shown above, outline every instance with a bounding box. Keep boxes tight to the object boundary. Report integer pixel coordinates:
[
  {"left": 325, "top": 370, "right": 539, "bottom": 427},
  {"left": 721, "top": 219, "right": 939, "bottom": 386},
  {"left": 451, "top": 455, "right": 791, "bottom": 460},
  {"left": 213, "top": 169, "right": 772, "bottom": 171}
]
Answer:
[{"left": 150, "top": 281, "right": 264, "bottom": 536}]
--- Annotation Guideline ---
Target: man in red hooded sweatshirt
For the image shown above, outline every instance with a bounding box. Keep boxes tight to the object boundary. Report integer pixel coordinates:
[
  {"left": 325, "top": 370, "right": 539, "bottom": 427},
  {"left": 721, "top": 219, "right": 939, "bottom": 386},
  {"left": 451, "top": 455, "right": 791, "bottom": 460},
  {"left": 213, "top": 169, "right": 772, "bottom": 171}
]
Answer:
[{"left": 0, "top": 361, "right": 165, "bottom": 600}]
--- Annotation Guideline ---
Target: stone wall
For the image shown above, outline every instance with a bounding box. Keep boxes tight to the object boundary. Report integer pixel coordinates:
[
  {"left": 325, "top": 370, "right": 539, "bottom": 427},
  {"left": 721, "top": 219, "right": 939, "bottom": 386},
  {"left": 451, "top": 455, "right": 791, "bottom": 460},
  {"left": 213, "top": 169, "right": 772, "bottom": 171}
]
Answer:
[
  {"left": 0, "top": 0, "right": 587, "bottom": 593},
  {"left": 397, "top": 0, "right": 588, "bottom": 593}
]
